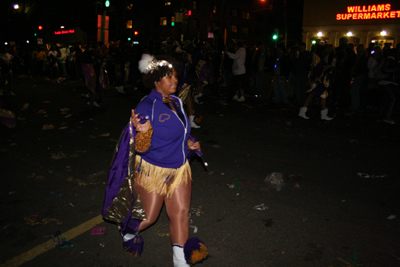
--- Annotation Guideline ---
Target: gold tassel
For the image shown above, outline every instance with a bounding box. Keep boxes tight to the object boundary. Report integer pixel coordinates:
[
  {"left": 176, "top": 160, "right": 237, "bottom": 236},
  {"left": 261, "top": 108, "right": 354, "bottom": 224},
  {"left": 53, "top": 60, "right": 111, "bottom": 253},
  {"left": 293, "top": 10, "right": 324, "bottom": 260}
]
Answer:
[
  {"left": 190, "top": 243, "right": 209, "bottom": 264},
  {"left": 134, "top": 125, "right": 153, "bottom": 152},
  {"left": 134, "top": 155, "right": 192, "bottom": 198}
]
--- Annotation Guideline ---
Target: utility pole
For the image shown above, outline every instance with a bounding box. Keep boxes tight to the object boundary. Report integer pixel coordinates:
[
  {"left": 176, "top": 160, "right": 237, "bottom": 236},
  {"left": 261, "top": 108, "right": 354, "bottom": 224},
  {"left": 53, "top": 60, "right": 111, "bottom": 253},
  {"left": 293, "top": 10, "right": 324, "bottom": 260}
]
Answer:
[{"left": 284, "top": 0, "right": 287, "bottom": 47}]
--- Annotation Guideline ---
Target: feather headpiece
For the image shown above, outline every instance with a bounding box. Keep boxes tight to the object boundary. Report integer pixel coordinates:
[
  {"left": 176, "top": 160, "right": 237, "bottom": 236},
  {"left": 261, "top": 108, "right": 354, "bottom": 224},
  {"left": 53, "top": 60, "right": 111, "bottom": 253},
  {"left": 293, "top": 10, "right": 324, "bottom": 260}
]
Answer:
[{"left": 138, "top": 53, "right": 173, "bottom": 74}]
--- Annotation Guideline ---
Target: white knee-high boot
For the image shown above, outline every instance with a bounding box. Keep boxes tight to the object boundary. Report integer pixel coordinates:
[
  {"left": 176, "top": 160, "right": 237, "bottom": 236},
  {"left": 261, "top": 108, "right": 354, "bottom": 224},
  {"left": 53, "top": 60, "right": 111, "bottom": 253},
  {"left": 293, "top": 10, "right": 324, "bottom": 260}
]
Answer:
[
  {"left": 298, "top": 106, "right": 309, "bottom": 119},
  {"left": 321, "top": 109, "right": 333, "bottom": 121},
  {"left": 190, "top": 115, "right": 200, "bottom": 128},
  {"left": 173, "top": 245, "right": 190, "bottom": 267}
]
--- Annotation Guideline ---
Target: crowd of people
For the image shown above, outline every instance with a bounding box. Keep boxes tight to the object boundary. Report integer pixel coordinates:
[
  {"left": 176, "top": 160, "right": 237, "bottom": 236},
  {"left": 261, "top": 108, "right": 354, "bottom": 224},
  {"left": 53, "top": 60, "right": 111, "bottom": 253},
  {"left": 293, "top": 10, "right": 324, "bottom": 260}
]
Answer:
[{"left": 1, "top": 34, "right": 399, "bottom": 125}]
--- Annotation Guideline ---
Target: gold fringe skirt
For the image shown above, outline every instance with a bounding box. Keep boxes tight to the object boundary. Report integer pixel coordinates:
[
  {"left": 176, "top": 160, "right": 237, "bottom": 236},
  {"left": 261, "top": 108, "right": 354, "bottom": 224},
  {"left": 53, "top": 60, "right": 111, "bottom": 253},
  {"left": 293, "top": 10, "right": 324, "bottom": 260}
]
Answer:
[{"left": 134, "top": 155, "right": 192, "bottom": 198}]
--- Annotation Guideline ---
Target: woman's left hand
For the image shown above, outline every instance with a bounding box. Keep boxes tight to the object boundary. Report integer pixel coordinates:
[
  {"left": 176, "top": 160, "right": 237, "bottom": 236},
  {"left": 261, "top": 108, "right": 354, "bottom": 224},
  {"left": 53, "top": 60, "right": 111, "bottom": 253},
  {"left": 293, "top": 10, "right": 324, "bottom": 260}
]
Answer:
[
  {"left": 131, "top": 109, "right": 150, "bottom": 133},
  {"left": 188, "top": 139, "right": 201, "bottom": 151}
]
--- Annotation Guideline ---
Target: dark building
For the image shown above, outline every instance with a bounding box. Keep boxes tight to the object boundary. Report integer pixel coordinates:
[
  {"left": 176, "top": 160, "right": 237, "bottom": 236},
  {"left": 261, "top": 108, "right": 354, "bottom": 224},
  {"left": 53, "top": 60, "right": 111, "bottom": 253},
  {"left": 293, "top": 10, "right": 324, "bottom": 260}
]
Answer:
[{"left": 114, "top": 0, "right": 292, "bottom": 47}]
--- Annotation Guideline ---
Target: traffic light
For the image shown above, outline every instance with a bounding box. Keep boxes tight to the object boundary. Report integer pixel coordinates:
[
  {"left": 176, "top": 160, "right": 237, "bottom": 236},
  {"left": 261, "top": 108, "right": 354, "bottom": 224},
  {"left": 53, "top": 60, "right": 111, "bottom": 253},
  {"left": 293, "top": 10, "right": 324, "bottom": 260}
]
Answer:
[
  {"left": 134, "top": 31, "right": 138, "bottom": 36},
  {"left": 38, "top": 25, "right": 43, "bottom": 30},
  {"left": 105, "top": 0, "right": 110, "bottom": 8},
  {"left": 183, "top": 9, "right": 191, "bottom": 25},
  {"left": 127, "top": 37, "right": 131, "bottom": 41},
  {"left": 272, "top": 28, "right": 279, "bottom": 40}
]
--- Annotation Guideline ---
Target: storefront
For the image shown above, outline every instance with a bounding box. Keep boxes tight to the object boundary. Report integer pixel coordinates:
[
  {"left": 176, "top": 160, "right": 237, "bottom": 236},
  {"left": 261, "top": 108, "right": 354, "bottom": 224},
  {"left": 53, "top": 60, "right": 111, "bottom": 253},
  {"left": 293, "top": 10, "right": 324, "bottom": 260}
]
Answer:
[
  {"left": 49, "top": 27, "right": 87, "bottom": 46},
  {"left": 302, "top": 0, "right": 400, "bottom": 49}
]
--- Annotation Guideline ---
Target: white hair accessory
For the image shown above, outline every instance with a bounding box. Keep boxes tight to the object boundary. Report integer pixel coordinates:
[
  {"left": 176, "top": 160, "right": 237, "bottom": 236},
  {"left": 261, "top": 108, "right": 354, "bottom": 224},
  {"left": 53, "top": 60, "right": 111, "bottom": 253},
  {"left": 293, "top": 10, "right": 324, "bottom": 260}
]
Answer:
[{"left": 138, "top": 53, "right": 173, "bottom": 74}]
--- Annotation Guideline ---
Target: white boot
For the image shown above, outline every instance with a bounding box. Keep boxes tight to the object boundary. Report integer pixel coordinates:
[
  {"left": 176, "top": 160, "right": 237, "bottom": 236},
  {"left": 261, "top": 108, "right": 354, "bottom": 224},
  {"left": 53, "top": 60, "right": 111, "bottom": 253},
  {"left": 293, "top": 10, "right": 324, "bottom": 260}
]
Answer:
[
  {"left": 190, "top": 115, "right": 200, "bottom": 128},
  {"left": 321, "top": 109, "right": 333, "bottom": 121},
  {"left": 194, "top": 93, "right": 203, "bottom": 104},
  {"left": 298, "top": 107, "right": 309, "bottom": 119},
  {"left": 117, "top": 86, "right": 126, "bottom": 94},
  {"left": 173, "top": 245, "right": 190, "bottom": 267}
]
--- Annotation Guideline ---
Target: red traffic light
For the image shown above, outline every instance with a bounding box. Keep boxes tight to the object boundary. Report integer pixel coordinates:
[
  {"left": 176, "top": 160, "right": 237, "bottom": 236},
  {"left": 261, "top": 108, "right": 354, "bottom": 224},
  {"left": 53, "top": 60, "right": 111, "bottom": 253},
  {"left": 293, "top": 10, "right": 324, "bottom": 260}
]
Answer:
[
  {"left": 134, "top": 31, "right": 138, "bottom": 35},
  {"left": 38, "top": 25, "right": 43, "bottom": 30}
]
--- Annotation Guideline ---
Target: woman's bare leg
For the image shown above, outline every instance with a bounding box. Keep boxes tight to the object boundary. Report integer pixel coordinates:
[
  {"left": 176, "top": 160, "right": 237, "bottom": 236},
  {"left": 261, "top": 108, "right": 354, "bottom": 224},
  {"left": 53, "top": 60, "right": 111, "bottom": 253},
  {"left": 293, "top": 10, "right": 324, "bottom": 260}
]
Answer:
[
  {"left": 165, "top": 179, "right": 192, "bottom": 245},
  {"left": 134, "top": 181, "right": 164, "bottom": 232}
]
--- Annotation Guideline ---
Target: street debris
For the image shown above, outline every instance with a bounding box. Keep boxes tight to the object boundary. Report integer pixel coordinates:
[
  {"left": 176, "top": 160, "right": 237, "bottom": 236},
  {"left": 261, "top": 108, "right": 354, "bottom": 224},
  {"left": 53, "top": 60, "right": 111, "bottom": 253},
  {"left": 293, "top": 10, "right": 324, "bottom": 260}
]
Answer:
[
  {"left": 42, "top": 124, "right": 55, "bottom": 130},
  {"left": 24, "top": 214, "right": 62, "bottom": 226},
  {"left": 189, "top": 225, "right": 198, "bottom": 233},
  {"left": 67, "top": 176, "right": 106, "bottom": 186},
  {"left": 21, "top": 103, "right": 29, "bottom": 110},
  {"left": 227, "top": 178, "right": 242, "bottom": 190},
  {"left": 154, "top": 223, "right": 170, "bottom": 237},
  {"left": 53, "top": 231, "right": 74, "bottom": 248},
  {"left": 189, "top": 206, "right": 204, "bottom": 224},
  {"left": 51, "top": 150, "right": 86, "bottom": 160},
  {"left": 253, "top": 203, "right": 268, "bottom": 210},
  {"left": 357, "top": 173, "right": 388, "bottom": 178},
  {"left": 210, "top": 144, "right": 222, "bottom": 148},
  {"left": 87, "top": 170, "right": 106, "bottom": 179},
  {"left": 264, "top": 172, "right": 285, "bottom": 191},
  {"left": 337, "top": 250, "right": 361, "bottom": 267},
  {"left": 91, "top": 226, "right": 106, "bottom": 235},
  {"left": 50, "top": 192, "right": 64, "bottom": 198}
]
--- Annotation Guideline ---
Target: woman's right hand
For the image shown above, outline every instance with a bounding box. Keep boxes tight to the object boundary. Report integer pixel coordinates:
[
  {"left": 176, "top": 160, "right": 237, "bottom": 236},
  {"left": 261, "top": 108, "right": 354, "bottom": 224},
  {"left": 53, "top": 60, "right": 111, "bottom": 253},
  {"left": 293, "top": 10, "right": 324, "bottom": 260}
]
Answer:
[{"left": 131, "top": 109, "right": 150, "bottom": 133}]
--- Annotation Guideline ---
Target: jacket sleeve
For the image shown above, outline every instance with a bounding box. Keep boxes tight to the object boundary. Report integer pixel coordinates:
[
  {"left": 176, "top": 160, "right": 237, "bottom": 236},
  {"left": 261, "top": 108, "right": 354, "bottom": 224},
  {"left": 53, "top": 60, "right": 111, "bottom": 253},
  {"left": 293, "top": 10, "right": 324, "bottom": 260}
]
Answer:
[
  {"left": 227, "top": 49, "right": 243, "bottom": 60},
  {"left": 134, "top": 97, "right": 154, "bottom": 154}
]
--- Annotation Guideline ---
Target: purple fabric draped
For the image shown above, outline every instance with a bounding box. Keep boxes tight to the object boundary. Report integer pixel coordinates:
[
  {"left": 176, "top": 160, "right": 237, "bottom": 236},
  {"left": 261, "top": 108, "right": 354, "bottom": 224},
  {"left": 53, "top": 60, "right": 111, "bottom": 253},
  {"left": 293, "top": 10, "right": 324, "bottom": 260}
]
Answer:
[{"left": 102, "top": 123, "right": 141, "bottom": 234}]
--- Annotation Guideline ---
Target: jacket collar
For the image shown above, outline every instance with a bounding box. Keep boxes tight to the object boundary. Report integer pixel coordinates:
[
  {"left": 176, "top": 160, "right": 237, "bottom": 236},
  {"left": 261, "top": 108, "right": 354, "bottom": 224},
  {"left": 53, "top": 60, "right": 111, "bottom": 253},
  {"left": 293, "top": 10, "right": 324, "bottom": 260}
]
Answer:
[{"left": 150, "top": 89, "right": 178, "bottom": 101}]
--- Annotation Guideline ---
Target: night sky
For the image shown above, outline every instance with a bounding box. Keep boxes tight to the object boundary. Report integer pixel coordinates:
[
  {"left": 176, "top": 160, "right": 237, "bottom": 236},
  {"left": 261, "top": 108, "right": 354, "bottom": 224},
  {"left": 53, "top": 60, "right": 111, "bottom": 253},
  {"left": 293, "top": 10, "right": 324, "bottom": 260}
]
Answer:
[{"left": 1, "top": 0, "right": 305, "bottom": 44}]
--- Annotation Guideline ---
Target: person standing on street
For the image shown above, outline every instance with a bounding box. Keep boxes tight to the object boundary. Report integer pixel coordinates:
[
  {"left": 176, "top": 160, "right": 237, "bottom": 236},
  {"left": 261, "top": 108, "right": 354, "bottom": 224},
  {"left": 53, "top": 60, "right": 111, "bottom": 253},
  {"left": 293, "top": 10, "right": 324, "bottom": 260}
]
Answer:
[
  {"left": 377, "top": 48, "right": 400, "bottom": 124},
  {"left": 273, "top": 44, "right": 291, "bottom": 106},
  {"left": 47, "top": 45, "right": 60, "bottom": 84},
  {"left": 0, "top": 46, "right": 15, "bottom": 96},
  {"left": 225, "top": 40, "right": 246, "bottom": 102},
  {"left": 59, "top": 44, "right": 70, "bottom": 80},
  {"left": 298, "top": 42, "right": 335, "bottom": 120}
]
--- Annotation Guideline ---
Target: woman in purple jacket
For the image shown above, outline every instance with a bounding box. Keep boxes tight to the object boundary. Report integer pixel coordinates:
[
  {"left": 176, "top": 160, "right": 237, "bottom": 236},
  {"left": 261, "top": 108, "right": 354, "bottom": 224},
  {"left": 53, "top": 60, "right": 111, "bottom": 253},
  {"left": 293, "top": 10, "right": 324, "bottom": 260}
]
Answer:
[{"left": 128, "top": 54, "right": 207, "bottom": 267}]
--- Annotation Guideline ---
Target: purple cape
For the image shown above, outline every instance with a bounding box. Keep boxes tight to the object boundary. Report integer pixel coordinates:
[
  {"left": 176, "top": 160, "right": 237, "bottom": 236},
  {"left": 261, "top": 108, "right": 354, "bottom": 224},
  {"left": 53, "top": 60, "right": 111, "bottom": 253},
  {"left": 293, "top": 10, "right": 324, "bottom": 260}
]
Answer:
[{"left": 102, "top": 123, "right": 142, "bottom": 234}]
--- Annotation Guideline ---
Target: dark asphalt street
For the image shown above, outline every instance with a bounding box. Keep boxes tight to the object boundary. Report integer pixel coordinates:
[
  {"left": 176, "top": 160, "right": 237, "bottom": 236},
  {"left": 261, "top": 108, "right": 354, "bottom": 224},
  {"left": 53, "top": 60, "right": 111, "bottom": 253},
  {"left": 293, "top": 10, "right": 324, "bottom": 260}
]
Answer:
[{"left": 1, "top": 76, "right": 400, "bottom": 267}]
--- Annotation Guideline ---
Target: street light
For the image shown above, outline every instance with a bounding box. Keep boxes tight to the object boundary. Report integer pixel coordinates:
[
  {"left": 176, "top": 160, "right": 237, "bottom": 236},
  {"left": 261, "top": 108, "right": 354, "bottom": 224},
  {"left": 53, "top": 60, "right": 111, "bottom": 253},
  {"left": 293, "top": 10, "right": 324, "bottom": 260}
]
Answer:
[{"left": 13, "top": 4, "right": 19, "bottom": 9}]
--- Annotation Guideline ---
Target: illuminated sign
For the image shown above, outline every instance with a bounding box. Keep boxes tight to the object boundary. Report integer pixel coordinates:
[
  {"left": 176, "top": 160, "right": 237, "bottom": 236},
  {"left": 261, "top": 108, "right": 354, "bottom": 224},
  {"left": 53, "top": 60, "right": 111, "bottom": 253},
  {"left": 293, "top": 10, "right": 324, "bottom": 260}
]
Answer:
[
  {"left": 54, "top": 29, "right": 75, "bottom": 35},
  {"left": 336, "top": 3, "right": 400, "bottom": 20}
]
